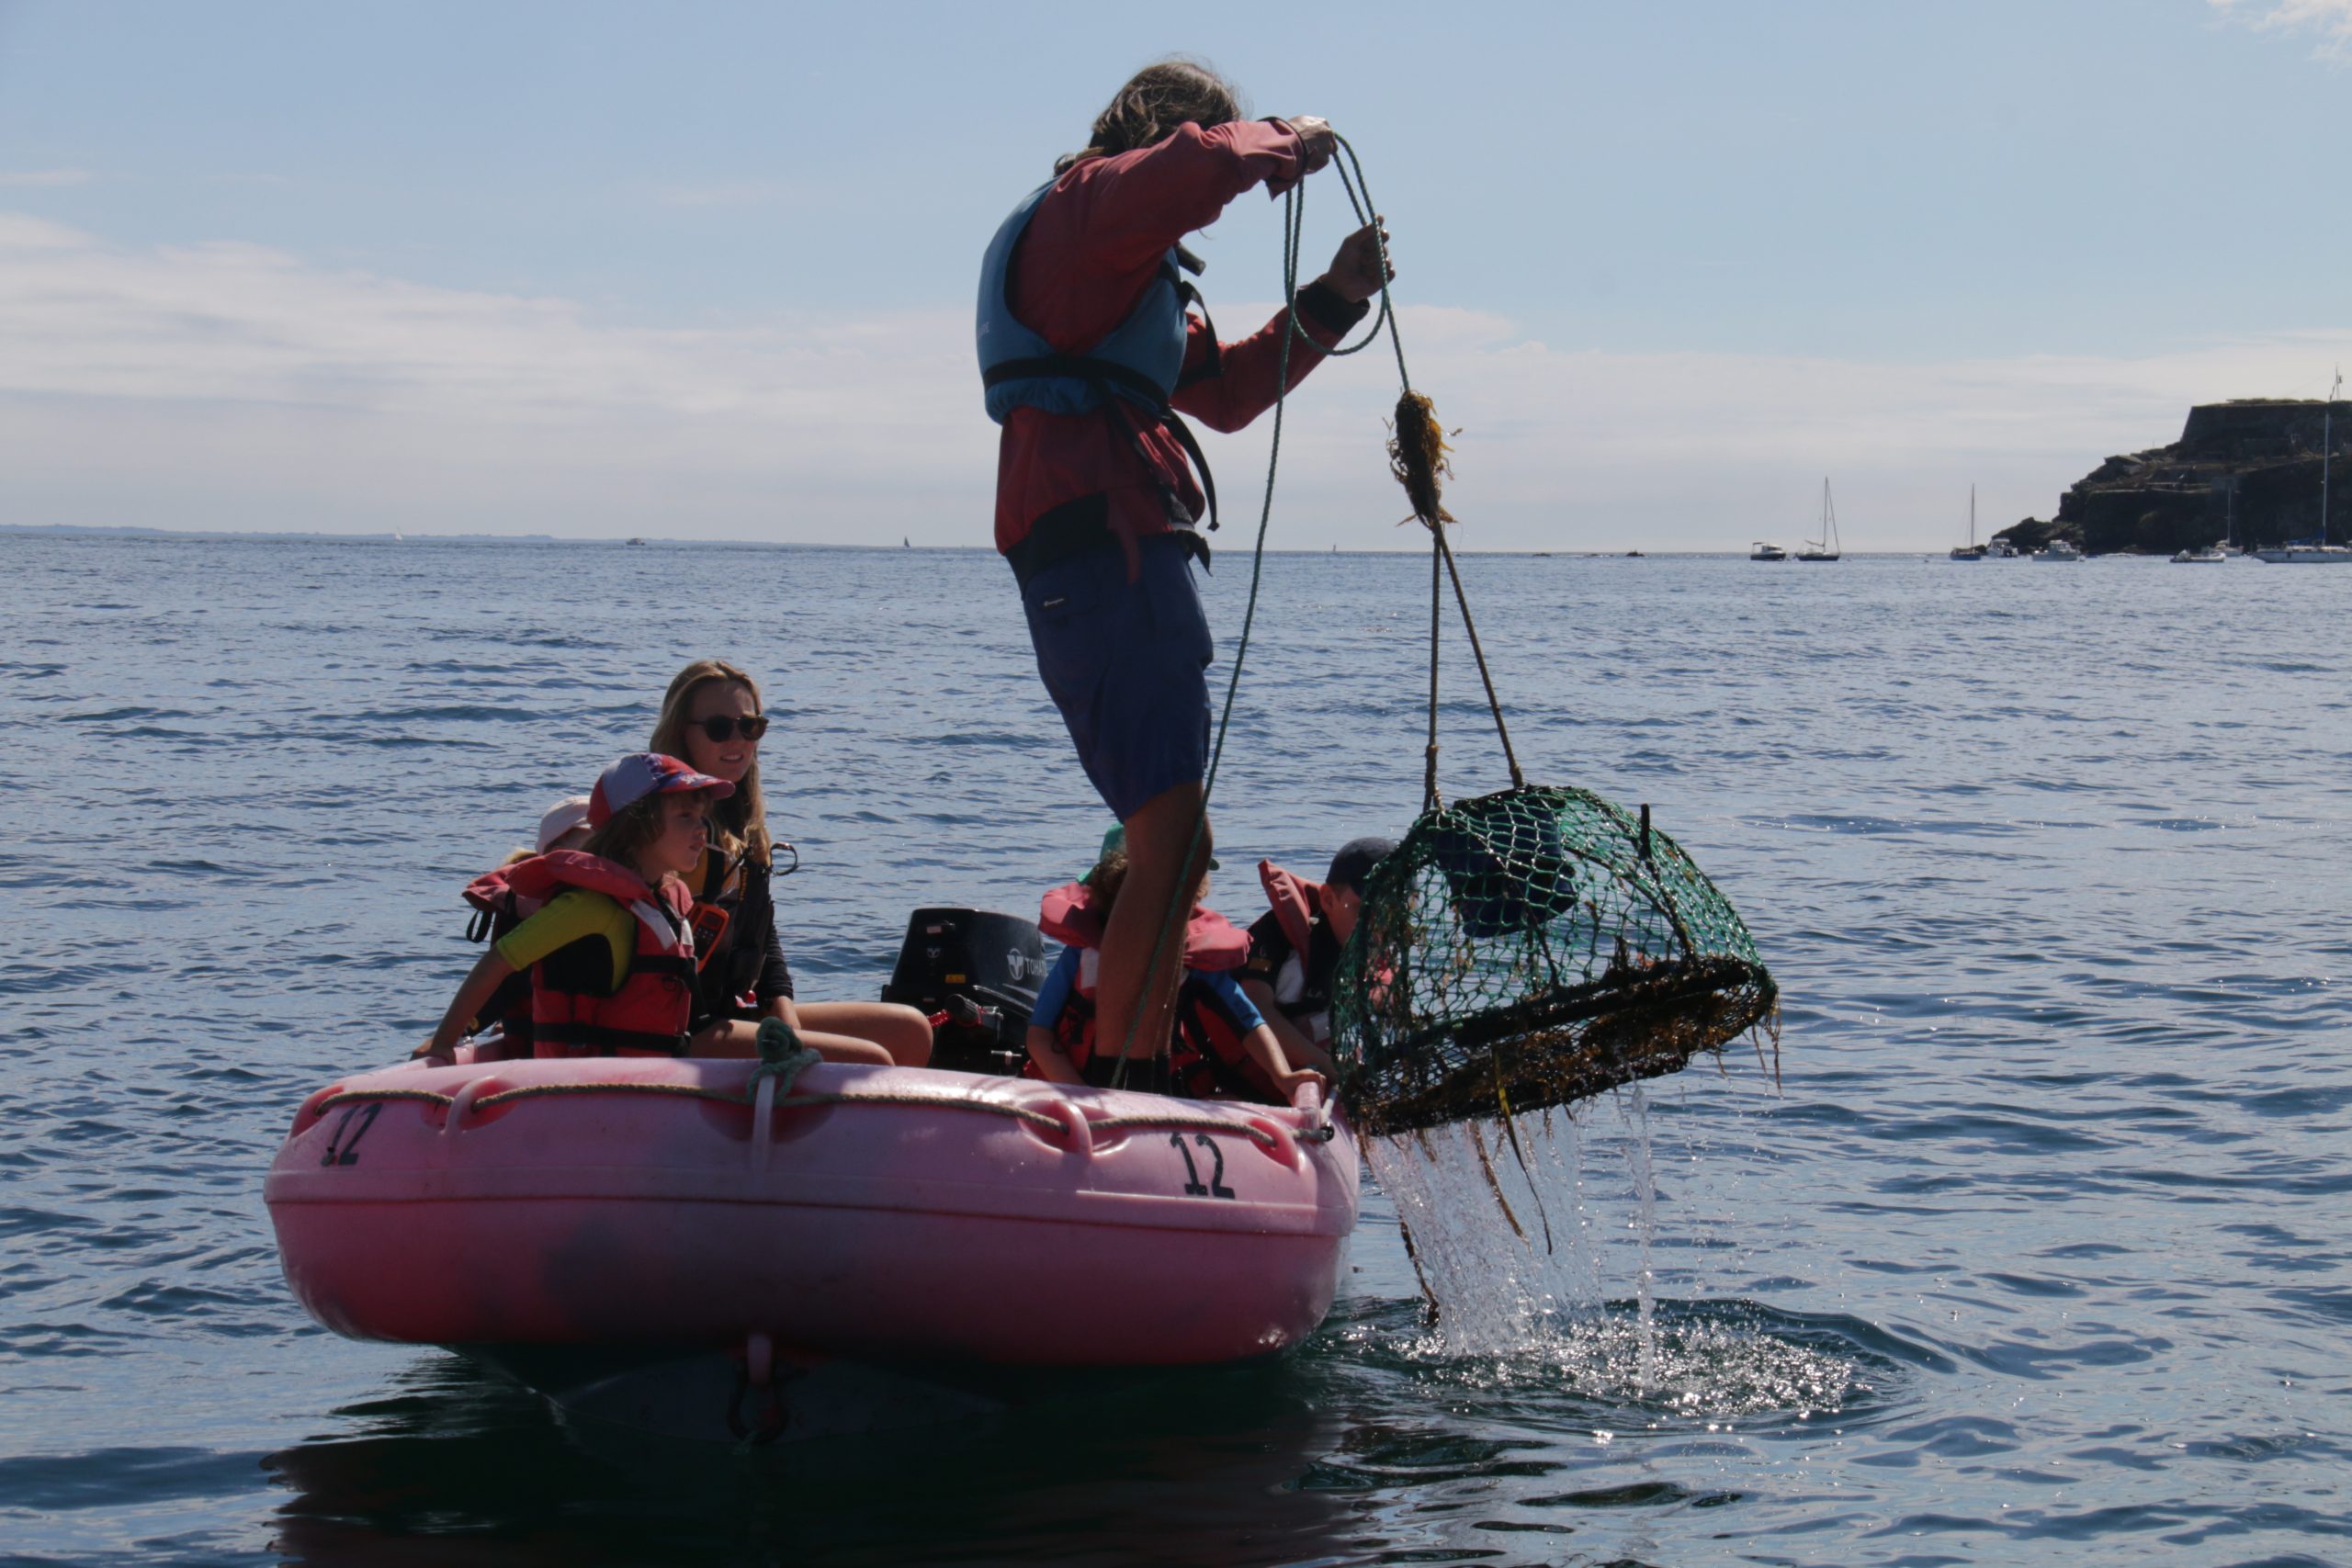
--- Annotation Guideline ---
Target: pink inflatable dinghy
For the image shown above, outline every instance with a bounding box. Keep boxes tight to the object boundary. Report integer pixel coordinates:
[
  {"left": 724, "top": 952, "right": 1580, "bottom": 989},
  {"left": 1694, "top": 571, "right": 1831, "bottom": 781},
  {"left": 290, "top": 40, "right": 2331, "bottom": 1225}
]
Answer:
[{"left": 266, "top": 1055, "right": 1359, "bottom": 1369}]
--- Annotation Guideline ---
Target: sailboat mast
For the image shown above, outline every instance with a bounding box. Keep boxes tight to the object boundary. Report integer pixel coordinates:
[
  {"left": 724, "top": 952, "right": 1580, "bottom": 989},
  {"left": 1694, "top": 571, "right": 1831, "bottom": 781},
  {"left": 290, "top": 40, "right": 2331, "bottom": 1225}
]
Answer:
[{"left": 2324, "top": 369, "right": 2340, "bottom": 549}]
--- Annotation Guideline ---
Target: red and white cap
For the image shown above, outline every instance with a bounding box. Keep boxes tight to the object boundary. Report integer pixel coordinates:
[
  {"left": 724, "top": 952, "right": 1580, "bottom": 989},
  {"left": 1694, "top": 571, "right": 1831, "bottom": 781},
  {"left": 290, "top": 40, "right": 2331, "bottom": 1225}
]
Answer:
[{"left": 587, "top": 752, "right": 734, "bottom": 827}]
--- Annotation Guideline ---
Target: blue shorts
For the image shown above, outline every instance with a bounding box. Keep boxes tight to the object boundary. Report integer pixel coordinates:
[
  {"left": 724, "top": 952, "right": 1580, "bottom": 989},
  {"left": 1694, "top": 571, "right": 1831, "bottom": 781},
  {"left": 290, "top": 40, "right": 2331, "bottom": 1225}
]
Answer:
[{"left": 1020, "top": 534, "right": 1212, "bottom": 820}]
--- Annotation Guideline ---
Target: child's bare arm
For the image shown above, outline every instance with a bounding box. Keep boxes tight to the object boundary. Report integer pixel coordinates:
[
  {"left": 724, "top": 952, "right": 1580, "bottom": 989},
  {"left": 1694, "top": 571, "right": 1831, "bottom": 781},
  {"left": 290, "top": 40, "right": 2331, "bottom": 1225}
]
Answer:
[
  {"left": 424, "top": 948, "right": 515, "bottom": 1063},
  {"left": 1025, "top": 1024, "right": 1085, "bottom": 1086},
  {"left": 1238, "top": 1021, "right": 1327, "bottom": 1100},
  {"left": 1240, "top": 976, "right": 1334, "bottom": 1076}
]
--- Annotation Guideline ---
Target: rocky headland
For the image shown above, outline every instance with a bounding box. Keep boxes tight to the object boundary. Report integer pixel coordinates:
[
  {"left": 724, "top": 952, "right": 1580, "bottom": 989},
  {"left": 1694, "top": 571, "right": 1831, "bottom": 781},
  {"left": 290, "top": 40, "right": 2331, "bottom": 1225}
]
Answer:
[{"left": 1997, "top": 399, "right": 2351, "bottom": 556}]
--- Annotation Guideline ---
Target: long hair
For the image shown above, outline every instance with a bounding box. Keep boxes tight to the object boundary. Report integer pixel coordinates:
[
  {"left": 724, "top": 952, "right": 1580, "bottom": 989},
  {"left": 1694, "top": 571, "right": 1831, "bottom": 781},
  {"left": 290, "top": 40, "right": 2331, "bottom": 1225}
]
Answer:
[
  {"left": 1057, "top": 57, "right": 1245, "bottom": 175},
  {"left": 649, "top": 659, "right": 772, "bottom": 864}
]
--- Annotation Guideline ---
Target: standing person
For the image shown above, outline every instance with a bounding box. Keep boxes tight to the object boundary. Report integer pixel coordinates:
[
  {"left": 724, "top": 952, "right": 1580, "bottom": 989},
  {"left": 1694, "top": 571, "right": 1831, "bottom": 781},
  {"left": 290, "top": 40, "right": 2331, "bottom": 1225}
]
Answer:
[
  {"left": 979, "top": 58, "right": 1394, "bottom": 1075},
  {"left": 650, "top": 660, "right": 933, "bottom": 1066}
]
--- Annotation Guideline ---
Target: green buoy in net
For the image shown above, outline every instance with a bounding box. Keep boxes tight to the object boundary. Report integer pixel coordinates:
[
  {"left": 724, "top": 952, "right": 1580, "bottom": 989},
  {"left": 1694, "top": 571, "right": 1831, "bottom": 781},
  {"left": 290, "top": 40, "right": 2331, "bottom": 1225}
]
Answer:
[{"left": 1332, "top": 784, "right": 1778, "bottom": 1135}]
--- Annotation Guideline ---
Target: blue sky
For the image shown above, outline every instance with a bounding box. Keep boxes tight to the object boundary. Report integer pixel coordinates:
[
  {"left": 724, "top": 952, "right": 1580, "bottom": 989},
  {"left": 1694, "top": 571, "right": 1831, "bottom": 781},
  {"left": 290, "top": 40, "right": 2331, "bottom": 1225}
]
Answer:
[{"left": 3, "top": 0, "right": 2348, "bottom": 548}]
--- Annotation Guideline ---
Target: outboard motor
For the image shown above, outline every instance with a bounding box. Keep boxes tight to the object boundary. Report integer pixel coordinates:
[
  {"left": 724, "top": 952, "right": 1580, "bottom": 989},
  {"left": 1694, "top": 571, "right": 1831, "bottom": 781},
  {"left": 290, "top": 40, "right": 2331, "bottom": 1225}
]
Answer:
[{"left": 881, "top": 908, "right": 1045, "bottom": 1076}]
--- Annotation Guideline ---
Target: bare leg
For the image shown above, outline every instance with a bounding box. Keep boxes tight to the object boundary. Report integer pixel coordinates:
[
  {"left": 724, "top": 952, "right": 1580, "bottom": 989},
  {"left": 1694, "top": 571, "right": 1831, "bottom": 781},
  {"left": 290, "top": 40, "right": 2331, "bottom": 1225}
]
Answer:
[
  {"left": 794, "top": 1000, "right": 933, "bottom": 1067},
  {"left": 690, "top": 1019, "right": 893, "bottom": 1066},
  {"left": 1095, "top": 782, "right": 1212, "bottom": 1069}
]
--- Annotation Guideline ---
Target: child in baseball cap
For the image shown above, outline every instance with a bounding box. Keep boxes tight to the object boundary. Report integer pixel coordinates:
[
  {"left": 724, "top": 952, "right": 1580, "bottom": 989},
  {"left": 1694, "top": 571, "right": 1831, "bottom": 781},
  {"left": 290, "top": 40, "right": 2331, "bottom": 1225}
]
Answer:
[{"left": 424, "top": 754, "right": 734, "bottom": 1063}]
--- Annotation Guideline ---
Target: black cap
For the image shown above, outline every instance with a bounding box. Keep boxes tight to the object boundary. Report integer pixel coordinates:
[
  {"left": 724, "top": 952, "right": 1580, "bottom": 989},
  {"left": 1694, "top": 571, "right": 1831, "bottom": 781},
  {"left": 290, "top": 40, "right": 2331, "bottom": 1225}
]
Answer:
[{"left": 1326, "top": 836, "right": 1397, "bottom": 891}]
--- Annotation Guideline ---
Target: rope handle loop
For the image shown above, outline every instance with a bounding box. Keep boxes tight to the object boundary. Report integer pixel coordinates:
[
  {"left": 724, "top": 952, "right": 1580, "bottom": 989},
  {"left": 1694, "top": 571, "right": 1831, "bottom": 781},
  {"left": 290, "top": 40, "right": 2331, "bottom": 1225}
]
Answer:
[{"left": 748, "top": 1016, "right": 822, "bottom": 1100}]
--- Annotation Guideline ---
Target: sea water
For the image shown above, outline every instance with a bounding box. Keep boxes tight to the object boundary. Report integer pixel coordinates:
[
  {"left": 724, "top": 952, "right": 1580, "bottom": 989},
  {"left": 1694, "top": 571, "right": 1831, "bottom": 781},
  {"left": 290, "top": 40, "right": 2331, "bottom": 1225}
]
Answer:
[{"left": 4, "top": 535, "right": 2349, "bottom": 1566}]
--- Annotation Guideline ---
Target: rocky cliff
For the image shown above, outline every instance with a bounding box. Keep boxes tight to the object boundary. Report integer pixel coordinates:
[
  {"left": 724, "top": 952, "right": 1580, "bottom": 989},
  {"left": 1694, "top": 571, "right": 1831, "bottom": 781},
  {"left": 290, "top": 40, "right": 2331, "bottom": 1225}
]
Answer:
[{"left": 1997, "top": 400, "right": 2351, "bottom": 555}]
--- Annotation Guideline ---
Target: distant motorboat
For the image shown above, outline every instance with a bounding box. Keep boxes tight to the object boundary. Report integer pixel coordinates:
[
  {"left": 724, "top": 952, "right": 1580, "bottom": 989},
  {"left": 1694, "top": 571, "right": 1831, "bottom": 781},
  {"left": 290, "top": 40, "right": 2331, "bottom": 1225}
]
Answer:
[
  {"left": 626, "top": 537, "right": 646, "bottom": 547},
  {"left": 1987, "top": 536, "right": 2018, "bottom": 558},
  {"left": 1795, "top": 479, "right": 1842, "bottom": 561},
  {"left": 2172, "top": 543, "right": 2228, "bottom": 563},
  {"left": 2038, "top": 538, "right": 2085, "bottom": 561},
  {"left": 1750, "top": 540, "right": 1788, "bottom": 561},
  {"left": 1949, "top": 485, "right": 1986, "bottom": 559}
]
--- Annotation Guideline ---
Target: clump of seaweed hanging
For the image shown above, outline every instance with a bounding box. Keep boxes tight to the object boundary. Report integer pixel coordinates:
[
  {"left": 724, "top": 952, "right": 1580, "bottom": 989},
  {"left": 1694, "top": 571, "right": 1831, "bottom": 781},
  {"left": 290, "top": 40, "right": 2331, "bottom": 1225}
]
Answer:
[{"left": 1388, "top": 389, "right": 1456, "bottom": 528}]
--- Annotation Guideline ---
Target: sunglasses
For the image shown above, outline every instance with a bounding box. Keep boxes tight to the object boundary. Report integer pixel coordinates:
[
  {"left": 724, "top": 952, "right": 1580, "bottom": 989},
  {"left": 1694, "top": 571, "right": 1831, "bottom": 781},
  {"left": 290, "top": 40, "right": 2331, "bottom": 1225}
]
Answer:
[{"left": 694, "top": 714, "right": 770, "bottom": 744}]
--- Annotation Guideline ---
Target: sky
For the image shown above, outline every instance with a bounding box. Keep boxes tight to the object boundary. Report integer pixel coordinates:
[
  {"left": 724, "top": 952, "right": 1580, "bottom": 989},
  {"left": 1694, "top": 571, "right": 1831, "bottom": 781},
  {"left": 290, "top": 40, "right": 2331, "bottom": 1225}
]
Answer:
[{"left": 2, "top": 0, "right": 2348, "bottom": 550}]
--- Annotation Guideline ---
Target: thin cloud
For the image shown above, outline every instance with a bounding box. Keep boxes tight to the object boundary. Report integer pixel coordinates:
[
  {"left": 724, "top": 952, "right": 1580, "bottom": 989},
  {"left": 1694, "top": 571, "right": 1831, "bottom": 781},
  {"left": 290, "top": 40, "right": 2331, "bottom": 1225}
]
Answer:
[
  {"left": 0, "top": 168, "right": 94, "bottom": 187},
  {"left": 2210, "top": 0, "right": 2352, "bottom": 60},
  {"left": 3, "top": 211, "right": 2347, "bottom": 547}
]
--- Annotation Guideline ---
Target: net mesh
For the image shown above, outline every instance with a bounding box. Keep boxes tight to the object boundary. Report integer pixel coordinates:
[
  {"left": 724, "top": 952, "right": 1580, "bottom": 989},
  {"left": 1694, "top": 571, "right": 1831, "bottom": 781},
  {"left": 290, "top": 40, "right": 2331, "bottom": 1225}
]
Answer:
[{"left": 1332, "top": 784, "right": 1778, "bottom": 1134}]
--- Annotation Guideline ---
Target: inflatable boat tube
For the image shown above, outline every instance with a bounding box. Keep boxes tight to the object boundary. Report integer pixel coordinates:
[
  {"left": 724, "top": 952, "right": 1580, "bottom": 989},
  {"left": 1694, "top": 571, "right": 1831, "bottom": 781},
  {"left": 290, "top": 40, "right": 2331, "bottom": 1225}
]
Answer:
[{"left": 265, "top": 1057, "right": 1358, "bottom": 1367}]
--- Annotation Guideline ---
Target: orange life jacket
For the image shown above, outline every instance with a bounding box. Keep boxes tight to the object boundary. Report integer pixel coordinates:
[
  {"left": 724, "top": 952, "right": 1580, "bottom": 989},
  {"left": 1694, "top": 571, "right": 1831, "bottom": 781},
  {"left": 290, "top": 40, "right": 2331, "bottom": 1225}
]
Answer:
[{"left": 464, "top": 851, "right": 699, "bottom": 1058}]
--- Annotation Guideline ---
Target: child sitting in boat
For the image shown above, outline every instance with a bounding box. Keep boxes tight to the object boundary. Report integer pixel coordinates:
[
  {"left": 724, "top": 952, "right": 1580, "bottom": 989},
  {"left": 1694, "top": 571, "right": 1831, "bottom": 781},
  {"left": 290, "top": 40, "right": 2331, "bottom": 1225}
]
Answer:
[
  {"left": 424, "top": 754, "right": 889, "bottom": 1065},
  {"left": 1238, "top": 836, "right": 1396, "bottom": 1080},
  {"left": 1025, "top": 829, "right": 1323, "bottom": 1102},
  {"left": 443, "top": 795, "right": 595, "bottom": 1060}
]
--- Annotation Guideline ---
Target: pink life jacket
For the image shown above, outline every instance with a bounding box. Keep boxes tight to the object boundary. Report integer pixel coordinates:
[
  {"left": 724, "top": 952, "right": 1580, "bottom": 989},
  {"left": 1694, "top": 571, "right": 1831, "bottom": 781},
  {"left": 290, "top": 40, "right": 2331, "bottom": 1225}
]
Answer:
[
  {"left": 1035, "top": 880, "right": 1249, "bottom": 971},
  {"left": 1257, "top": 859, "right": 1324, "bottom": 955}
]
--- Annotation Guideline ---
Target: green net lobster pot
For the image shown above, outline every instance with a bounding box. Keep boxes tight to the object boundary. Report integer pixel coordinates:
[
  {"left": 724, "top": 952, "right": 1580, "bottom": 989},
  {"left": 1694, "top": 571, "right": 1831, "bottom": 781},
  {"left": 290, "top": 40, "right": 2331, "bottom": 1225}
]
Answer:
[{"left": 1332, "top": 785, "right": 1777, "bottom": 1134}]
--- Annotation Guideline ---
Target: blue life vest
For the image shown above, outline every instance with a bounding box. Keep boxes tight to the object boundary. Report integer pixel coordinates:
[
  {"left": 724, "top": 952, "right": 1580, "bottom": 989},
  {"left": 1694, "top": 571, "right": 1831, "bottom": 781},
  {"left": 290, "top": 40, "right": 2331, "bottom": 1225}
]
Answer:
[{"left": 976, "top": 178, "right": 1222, "bottom": 528}]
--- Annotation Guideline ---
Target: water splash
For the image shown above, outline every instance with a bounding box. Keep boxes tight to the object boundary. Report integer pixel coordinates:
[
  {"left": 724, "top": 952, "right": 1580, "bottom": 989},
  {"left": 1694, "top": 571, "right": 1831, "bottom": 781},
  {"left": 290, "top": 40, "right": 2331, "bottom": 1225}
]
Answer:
[
  {"left": 1371, "top": 1303, "right": 1875, "bottom": 1424},
  {"left": 1623, "top": 1085, "right": 1658, "bottom": 1393},
  {"left": 1364, "top": 1097, "right": 1862, "bottom": 1421}
]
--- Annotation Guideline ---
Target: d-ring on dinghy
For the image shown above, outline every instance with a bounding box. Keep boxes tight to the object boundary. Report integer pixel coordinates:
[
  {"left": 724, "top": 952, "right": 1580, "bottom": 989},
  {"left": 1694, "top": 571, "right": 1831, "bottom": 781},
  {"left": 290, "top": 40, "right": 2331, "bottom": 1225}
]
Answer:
[{"left": 265, "top": 1047, "right": 1359, "bottom": 1434}]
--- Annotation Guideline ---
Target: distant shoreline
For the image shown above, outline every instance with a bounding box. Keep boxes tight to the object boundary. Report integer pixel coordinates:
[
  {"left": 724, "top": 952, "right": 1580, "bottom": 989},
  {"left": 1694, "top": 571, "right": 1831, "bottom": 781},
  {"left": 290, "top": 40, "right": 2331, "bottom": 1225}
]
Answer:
[{"left": 0, "top": 525, "right": 1954, "bottom": 558}]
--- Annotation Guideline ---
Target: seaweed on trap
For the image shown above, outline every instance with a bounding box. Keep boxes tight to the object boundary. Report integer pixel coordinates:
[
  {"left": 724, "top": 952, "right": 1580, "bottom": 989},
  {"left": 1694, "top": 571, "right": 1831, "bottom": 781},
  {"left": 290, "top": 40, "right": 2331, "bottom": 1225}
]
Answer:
[{"left": 1333, "top": 785, "right": 1779, "bottom": 1136}]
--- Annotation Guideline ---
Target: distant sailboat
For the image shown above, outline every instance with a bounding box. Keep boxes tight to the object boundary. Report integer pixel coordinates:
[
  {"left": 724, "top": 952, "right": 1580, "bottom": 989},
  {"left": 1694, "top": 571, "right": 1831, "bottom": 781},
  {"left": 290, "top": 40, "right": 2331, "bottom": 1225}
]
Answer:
[
  {"left": 1949, "top": 486, "right": 1986, "bottom": 560},
  {"left": 2175, "top": 478, "right": 2229, "bottom": 561},
  {"left": 2254, "top": 370, "right": 2352, "bottom": 564},
  {"left": 1796, "top": 479, "right": 1841, "bottom": 561}
]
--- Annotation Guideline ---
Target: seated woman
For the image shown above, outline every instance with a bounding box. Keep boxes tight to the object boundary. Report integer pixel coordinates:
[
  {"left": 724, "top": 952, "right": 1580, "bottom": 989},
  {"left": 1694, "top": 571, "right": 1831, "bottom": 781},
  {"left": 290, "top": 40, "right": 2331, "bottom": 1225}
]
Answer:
[
  {"left": 649, "top": 659, "right": 932, "bottom": 1067},
  {"left": 1026, "top": 829, "right": 1322, "bottom": 1102},
  {"left": 1238, "top": 836, "right": 1396, "bottom": 1079}
]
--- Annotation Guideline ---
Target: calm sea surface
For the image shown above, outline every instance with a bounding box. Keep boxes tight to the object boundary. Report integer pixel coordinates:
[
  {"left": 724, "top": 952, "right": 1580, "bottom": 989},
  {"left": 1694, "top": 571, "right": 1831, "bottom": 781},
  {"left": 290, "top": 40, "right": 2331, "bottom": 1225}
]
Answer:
[{"left": 3, "top": 534, "right": 2348, "bottom": 1567}]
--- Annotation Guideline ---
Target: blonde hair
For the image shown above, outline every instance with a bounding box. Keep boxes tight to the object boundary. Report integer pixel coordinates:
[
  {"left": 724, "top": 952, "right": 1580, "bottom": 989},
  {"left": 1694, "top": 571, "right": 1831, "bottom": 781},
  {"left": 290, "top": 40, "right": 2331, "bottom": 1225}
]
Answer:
[{"left": 650, "top": 659, "right": 772, "bottom": 864}]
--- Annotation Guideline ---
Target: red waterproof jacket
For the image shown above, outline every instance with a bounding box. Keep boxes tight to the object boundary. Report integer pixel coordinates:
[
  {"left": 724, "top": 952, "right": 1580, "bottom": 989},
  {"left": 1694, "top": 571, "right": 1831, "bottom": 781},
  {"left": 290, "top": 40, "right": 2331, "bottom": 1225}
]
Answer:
[{"left": 993, "top": 119, "right": 1367, "bottom": 558}]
